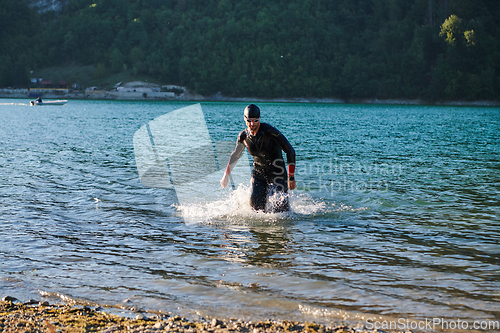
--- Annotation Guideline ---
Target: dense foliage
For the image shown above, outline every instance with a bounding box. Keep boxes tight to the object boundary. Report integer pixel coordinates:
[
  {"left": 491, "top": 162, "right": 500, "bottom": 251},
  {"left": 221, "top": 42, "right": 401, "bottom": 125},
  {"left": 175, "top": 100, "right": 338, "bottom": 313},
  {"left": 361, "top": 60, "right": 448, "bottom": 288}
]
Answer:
[{"left": 1, "top": 0, "right": 499, "bottom": 100}]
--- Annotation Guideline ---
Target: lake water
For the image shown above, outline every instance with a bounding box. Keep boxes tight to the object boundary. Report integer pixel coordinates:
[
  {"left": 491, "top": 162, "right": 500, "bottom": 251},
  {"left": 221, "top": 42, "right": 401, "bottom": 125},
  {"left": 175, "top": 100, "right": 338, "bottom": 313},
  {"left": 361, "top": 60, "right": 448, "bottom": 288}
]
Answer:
[{"left": 0, "top": 99, "right": 499, "bottom": 330}]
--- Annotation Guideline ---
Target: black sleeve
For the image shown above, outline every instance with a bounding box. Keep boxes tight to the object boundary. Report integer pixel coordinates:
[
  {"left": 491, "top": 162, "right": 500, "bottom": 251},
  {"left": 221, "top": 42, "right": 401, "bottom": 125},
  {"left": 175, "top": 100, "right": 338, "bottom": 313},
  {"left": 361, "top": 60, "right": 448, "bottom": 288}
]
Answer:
[
  {"left": 225, "top": 130, "right": 247, "bottom": 174},
  {"left": 269, "top": 127, "right": 295, "bottom": 166}
]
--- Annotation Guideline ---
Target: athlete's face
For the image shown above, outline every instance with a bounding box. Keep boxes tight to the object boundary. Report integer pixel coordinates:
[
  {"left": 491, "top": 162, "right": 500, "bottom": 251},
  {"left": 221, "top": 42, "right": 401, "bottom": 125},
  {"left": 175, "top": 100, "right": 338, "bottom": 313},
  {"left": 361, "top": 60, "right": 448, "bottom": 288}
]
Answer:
[{"left": 245, "top": 116, "right": 260, "bottom": 134}]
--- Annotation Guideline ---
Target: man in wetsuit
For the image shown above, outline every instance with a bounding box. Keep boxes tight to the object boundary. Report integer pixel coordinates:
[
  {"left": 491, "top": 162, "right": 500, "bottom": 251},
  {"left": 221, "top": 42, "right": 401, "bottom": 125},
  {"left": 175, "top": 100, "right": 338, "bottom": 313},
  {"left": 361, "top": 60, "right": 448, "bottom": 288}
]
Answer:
[{"left": 220, "top": 104, "right": 296, "bottom": 212}]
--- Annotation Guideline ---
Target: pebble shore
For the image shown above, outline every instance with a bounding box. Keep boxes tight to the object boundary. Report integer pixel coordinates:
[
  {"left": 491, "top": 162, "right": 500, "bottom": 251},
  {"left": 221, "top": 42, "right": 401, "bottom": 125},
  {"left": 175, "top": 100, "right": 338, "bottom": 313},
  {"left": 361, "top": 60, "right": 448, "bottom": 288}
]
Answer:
[{"left": 0, "top": 297, "right": 412, "bottom": 333}]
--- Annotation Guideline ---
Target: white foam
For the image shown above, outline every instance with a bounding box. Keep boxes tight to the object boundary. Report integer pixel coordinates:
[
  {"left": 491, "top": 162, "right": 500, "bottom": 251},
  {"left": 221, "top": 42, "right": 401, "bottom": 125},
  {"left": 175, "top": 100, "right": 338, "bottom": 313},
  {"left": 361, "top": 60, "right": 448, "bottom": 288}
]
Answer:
[
  {"left": 176, "top": 184, "right": 263, "bottom": 224},
  {"left": 175, "top": 184, "right": 365, "bottom": 225}
]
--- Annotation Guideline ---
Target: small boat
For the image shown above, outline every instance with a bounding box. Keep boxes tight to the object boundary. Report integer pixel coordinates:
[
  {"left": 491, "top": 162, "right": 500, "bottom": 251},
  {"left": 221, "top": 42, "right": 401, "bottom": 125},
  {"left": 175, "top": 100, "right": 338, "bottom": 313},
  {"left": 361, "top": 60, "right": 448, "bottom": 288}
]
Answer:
[{"left": 30, "top": 100, "right": 67, "bottom": 106}]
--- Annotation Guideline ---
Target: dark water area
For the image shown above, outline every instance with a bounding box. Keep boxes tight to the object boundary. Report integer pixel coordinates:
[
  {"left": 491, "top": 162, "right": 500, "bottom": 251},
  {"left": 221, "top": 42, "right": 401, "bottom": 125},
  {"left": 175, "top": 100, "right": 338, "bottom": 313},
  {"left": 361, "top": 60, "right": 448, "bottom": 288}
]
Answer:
[{"left": 0, "top": 99, "right": 499, "bottom": 330}]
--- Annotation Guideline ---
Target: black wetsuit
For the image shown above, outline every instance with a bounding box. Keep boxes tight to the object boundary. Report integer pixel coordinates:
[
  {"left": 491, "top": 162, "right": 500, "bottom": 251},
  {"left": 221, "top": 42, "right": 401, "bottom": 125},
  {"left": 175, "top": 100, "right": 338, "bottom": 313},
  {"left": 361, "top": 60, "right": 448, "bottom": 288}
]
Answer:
[{"left": 227, "top": 123, "right": 295, "bottom": 212}]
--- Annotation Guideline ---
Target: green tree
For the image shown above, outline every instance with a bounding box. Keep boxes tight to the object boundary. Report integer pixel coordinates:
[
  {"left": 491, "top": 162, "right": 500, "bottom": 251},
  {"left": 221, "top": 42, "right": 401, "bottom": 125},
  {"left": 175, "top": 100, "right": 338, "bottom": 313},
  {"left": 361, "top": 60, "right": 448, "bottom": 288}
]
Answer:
[
  {"left": 440, "top": 14, "right": 464, "bottom": 46},
  {"left": 109, "top": 48, "right": 126, "bottom": 73},
  {"left": 62, "top": 31, "right": 78, "bottom": 61}
]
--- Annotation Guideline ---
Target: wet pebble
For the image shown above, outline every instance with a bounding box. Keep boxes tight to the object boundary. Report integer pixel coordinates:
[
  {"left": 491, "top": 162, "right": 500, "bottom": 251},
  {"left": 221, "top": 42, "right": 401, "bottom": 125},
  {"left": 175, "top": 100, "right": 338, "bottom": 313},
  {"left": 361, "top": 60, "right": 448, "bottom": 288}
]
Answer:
[
  {"left": 136, "top": 314, "right": 147, "bottom": 320},
  {"left": 24, "top": 299, "right": 39, "bottom": 305},
  {"left": 154, "top": 321, "right": 165, "bottom": 329},
  {"left": 212, "top": 318, "right": 221, "bottom": 327}
]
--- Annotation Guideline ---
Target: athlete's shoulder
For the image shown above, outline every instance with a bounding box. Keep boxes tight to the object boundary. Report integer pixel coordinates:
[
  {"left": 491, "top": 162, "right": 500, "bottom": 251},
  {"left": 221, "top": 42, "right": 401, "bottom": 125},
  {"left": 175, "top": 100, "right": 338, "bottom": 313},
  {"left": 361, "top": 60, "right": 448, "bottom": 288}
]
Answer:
[
  {"left": 237, "top": 129, "right": 248, "bottom": 142},
  {"left": 261, "top": 123, "right": 281, "bottom": 137}
]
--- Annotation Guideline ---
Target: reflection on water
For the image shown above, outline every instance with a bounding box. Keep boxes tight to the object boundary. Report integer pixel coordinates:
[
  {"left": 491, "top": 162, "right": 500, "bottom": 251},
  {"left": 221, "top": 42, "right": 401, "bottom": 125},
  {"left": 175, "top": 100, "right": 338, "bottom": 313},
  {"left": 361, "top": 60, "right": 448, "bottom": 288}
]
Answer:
[{"left": 0, "top": 99, "right": 499, "bottom": 327}]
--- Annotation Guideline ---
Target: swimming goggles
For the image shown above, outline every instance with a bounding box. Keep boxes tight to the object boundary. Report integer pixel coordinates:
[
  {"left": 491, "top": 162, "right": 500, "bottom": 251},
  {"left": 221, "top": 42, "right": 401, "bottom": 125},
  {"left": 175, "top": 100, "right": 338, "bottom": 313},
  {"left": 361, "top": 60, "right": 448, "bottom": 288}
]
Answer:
[{"left": 245, "top": 117, "right": 260, "bottom": 123}]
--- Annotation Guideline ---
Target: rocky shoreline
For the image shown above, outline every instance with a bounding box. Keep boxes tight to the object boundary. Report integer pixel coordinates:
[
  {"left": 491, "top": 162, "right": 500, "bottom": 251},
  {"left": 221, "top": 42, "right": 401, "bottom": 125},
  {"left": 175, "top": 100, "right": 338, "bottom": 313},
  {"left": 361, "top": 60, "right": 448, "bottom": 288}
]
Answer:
[{"left": 0, "top": 297, "right": 414, "bottom": 333}]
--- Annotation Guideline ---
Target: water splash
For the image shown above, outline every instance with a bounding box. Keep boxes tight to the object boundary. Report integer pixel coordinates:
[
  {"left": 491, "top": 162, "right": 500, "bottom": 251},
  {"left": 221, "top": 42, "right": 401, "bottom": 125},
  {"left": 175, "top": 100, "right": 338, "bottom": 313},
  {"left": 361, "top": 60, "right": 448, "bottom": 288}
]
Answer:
[
  {"left": 175, "top": 185, "right": 367, "bottom": 224},
  {"left": 175, "top": 184, "right": 271, "bottom": 224}
]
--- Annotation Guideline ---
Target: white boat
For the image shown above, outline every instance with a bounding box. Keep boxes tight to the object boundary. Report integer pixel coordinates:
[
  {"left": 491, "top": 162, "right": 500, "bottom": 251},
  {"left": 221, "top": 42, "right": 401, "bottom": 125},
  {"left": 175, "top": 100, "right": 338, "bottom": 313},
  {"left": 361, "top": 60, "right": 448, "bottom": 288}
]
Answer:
[{"left": 30, "top": 100, "right": 67, "bottom": 106}]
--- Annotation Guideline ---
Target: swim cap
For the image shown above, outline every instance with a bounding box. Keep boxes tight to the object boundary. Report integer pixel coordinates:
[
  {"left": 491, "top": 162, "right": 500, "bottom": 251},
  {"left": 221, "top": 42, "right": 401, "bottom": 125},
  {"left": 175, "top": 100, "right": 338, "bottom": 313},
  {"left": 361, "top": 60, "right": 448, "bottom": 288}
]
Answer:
[{"left": 244, "top": 104, "right": 260, "bottom": 118}]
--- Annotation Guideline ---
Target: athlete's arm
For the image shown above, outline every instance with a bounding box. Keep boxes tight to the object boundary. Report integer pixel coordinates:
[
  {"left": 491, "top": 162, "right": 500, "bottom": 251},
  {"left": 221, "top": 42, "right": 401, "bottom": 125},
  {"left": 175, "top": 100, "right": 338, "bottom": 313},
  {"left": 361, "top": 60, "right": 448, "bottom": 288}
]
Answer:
[
  {"left": 273, "top": 129, "right": 296, "bottom": 190},
  {"left": 283, "top": 139, "right": 297, "bottom": 190},
  {"left": 221, "top": 132, "right": 246, "bottom": 188}
]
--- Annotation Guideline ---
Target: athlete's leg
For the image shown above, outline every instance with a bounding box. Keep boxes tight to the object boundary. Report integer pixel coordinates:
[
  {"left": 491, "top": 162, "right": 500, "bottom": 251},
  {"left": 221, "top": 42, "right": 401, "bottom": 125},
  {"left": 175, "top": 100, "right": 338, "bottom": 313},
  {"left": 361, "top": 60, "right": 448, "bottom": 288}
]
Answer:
[
  {"left": 250, "top": 175, "right": 267, "bottom": 211},
  {"left": 269, "top": 176, "right": 290, "bottom": 212}
]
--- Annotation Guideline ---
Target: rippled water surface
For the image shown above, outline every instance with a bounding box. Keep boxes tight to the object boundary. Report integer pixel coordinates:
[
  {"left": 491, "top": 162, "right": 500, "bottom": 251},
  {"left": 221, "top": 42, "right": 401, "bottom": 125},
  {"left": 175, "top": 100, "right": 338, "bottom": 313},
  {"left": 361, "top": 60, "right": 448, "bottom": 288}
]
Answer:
[{"left": 1, "top": 99, "right": 499, "bottom": 327}]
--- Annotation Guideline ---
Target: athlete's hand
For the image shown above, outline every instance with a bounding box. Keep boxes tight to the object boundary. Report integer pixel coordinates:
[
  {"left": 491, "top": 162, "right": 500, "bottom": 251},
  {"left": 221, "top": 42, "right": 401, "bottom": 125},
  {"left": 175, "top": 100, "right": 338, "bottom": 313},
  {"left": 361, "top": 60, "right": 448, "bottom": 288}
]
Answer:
[
  {"left": 220, "top": 173, "right": 229, "bottom": 188},
  {"left": 288, "top": 179, "right": 296, "bottom": 190}
]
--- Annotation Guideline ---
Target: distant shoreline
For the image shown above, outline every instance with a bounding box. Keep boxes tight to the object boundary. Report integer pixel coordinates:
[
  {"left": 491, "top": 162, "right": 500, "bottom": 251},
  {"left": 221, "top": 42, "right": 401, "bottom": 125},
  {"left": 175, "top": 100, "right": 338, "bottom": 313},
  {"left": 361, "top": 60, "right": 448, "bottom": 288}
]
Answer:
[
  {"left": 198, "top": 95, "right": 500, "bottom": 107},
  {"left": 0, "top": 87, "right": 498, "bottom": 107}
]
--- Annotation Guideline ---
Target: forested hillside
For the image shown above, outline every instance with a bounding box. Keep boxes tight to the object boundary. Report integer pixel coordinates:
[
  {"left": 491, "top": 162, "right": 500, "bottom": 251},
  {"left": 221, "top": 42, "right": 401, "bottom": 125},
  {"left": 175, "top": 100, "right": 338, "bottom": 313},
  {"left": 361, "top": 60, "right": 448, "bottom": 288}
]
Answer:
[{"left": 1, "top": 0, "right": 499, "bottom": 101}]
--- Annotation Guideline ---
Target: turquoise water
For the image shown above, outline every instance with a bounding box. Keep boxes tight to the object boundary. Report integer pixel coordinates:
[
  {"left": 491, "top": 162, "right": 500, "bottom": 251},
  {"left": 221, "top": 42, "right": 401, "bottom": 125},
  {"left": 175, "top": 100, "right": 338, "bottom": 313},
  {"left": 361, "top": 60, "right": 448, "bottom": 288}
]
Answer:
[{"left": 0, "top": 99, "right": 499, "bottom": 327}]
